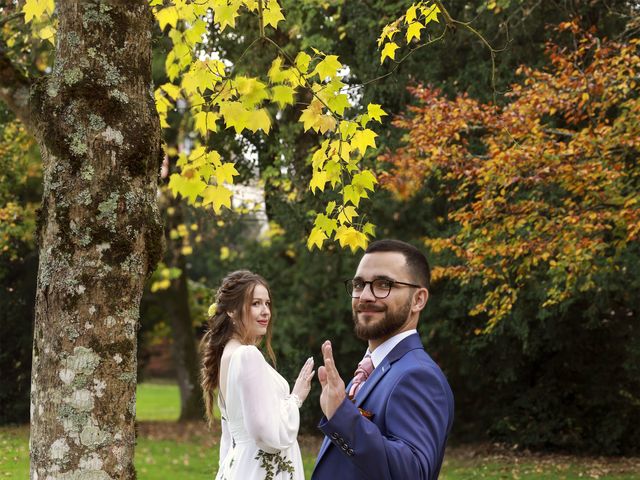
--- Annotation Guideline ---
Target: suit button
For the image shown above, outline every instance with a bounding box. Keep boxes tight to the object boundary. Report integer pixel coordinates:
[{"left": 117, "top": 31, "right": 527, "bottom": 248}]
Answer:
[
  {"left": 347, "top": 448, "right": 354, "bottom": 456},
  {"left": 341, "top": 444, "right": 348, "bottom": 451},
  {"left": 331, "top": 433, "right": 339, "bottom": 440}
]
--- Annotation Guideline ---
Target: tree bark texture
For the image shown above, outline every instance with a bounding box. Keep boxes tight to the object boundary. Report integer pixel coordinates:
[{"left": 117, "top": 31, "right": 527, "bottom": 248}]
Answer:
[{"left": 29, "top": 1, "right": 163, "bottom": 478}]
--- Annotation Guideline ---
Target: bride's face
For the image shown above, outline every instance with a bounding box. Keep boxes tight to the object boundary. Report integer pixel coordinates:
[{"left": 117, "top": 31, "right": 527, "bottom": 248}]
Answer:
[{"left": 243, "top": 284, "right": 271, "bottom": 342}]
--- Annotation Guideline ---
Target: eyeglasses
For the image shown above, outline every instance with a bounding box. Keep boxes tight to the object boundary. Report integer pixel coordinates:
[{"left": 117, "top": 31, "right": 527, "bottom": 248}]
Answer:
[{"left": 344, "top": 278, "right": 422, "bottom": 299}]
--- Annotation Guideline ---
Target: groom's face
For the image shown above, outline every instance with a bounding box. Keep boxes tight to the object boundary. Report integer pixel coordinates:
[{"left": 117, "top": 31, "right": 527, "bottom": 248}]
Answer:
[{"left": 351, "top": 251, "right": 414, "bottom": 342}]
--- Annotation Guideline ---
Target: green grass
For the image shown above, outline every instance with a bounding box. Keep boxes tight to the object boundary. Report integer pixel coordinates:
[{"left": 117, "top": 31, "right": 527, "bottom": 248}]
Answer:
[
  {"left": 2, "top": 382, "right": 638, "bottom": 479},
  {"left": 136, "top": 381, "right": 181, "bottom": 421}
]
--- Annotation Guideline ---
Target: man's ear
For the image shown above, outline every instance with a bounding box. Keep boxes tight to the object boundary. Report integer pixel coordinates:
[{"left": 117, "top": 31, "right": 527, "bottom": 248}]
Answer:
[{"left": 411, "top": 288, "right": 429, "bottom": 312}]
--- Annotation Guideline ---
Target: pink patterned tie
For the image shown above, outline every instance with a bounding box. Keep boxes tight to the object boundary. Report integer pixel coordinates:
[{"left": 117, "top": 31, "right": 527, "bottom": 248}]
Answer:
[{"left": 348, "top": 354, "right": 374, "bottom": 400}]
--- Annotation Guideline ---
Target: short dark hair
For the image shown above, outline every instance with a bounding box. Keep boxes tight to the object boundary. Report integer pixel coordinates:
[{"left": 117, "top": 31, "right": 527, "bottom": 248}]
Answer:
[{"left": 365, "top": 239, "right": 430, "bottom": 289}]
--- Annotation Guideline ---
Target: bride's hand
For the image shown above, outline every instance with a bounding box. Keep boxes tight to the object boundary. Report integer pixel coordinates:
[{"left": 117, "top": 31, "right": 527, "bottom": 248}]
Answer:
[{"left": 292, "top": 357, "right": 315, "bottom": 405}]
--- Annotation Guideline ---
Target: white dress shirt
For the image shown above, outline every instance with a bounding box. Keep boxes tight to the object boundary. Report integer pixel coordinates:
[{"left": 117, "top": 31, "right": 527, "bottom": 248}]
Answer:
[{"left": 367, "top": 329, "right": 418, "bottom": 369}]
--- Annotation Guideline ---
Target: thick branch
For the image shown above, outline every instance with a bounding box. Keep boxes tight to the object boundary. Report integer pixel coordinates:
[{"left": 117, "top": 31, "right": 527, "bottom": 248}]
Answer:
[{"left": 0, "top": 48, "right": 33, "bottom": 130}]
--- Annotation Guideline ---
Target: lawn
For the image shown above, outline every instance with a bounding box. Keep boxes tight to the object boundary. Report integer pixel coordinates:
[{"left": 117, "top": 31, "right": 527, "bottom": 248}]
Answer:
[{"left": 2, "top": 381, "right": 638, "bottom": 479}]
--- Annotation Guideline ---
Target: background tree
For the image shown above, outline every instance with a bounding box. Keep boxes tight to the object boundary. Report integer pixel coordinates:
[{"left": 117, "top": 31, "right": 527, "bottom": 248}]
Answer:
[{"left": 381, "top": 22, "right": 640, "bottom": 452}]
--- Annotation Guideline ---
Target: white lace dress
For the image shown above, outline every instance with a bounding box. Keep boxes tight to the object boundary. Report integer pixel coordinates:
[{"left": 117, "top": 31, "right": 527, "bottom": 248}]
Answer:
[{"left": 215, "top": 345, "right": 304, "bottom": 480}]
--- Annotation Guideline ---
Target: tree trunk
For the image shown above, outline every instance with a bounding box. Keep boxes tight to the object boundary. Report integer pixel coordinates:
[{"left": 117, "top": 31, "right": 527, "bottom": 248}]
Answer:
[
  {"left": 29, "top": 1, "right": 163, "bottom": 478},
  {"left": 164, "top": 250, "right": 205, "bottom": 421}
]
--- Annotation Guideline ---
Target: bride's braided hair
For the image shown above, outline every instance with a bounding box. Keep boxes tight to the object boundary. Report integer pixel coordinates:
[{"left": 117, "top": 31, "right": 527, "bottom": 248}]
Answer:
[{"left": 200, "top": 270, "right": 276, "bottom": 426}]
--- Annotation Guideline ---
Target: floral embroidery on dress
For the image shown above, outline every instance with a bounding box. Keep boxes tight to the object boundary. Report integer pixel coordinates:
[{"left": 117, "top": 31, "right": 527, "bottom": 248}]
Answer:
[{"left": 255, "top": 450, "right": 294, "bottom": 480}]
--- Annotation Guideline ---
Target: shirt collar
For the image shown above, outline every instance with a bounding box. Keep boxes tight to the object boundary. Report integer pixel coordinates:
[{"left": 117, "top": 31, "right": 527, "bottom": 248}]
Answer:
[{"left": 367, "top": 329, "right": 418, "bottom": 368}]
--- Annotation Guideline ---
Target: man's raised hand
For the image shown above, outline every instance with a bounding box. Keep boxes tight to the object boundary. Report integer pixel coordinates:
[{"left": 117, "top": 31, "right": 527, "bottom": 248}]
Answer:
[{"left": 318, "top": 340, "right": 346, "bottom": 419}]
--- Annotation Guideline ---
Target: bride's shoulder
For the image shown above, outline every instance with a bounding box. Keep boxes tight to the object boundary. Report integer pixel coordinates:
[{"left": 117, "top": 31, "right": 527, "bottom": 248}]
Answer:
[{"left": 224, "top": 342, "right": 263, "bottom": 363}]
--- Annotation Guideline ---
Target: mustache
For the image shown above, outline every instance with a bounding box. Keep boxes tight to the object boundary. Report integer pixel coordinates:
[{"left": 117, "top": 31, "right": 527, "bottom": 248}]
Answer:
[{"left": 355, "top": 305, "right": 386, "bottom": 313}]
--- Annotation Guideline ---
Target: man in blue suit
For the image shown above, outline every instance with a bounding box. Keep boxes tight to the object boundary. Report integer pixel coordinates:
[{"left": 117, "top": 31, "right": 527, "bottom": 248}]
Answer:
[{"left": 312, "top": 239, "right": 454, "bottom": 480}]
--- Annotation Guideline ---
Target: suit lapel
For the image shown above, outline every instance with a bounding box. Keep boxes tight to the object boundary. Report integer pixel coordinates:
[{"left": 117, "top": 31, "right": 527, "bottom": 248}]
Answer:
[{"left": 355, "top": 333, "right": 423, "bottom": 407}]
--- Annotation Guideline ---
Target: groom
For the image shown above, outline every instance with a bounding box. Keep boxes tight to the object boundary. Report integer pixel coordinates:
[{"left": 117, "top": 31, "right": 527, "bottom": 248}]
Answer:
[{"left": 312, "top": 239, "right": 454, "bottom": 480}]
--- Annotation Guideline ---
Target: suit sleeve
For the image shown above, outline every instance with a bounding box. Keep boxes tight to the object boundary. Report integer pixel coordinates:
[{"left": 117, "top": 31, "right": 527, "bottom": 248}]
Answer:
[{"left": 318, "top": 365, "right": 452, "bottom": 480}]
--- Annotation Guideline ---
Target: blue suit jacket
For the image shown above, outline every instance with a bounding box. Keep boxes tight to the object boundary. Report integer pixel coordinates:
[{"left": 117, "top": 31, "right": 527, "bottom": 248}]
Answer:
[{"left": 312, "top": 333, "right": 454, "bottom": 480}]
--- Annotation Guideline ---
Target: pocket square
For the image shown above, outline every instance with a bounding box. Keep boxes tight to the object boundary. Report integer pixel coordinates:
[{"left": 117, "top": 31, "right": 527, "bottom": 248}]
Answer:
[{"left": 358, "top": 408, "right": 374, "bottom": 420}]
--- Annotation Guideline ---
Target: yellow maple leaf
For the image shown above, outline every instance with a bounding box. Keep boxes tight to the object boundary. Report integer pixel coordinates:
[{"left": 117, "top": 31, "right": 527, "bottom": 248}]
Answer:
[
  {"left": 405, "top": 4, "right": 418, "bottom": 23},
  {"left": 380, "top": 42, "right": 399, "bottom": 64},
  {"left": 219, "top": 101, "right": 250, "bottom": 133},
  {"left": 299, "top": 100, "right": 324, "bottom": 132},
  {"left": 295, "top": 52, "right": 312, "bottom": 73},
  {"left": 310, "top": 170, "right": 329, "bottom": 193},
  {"left": 246, "top": 108, "right": 271, "bottom": 133},
  {"left": 337, "top": 205, "right": 358, "bottom": 224},
  {"left": 202, "top": 185, "right": 233, "bottom": 213},
  {"left": 421, "top": 3, "right": 441, "bottom": 24},
  {"left": 214, "top": 162, "right": 239, "bottom": 184},
  {"left": 406, "top": 21, "right": 424, "bottom": 43},
  {"left": 194, "top": 111, "right": 219, "bottom": 136},
  {"left": 335, "top": 226, "right": 368, "bottom": 252},
  {"left": 23, "top": 0, "right": 51, "bottom": 23},
  {"left": 307, "top": 227, "right": 328, "bottom": 250},
  {"left": 367, "top": 104, "right": 387, "bottom": 122},
  {"left": 213, "top": 3, "right": 239, "bottom": 31},
  {"left": 317, "top": 115, "right": 337, "bottom": 134},
  {"left": 270, "top": 85, "right": 295, "bottom": 108},
  {"left": 263, "top": 3, "right": 285, "bottom": 28},
  {"left": 313, "top": 55, "right": 342, "bottom": 81},
  {"left": 351, "top": 129, "right": 378, "bottom": 156},
  {"left": 156, "top": 6, "right": 179, "bottom": 30}
]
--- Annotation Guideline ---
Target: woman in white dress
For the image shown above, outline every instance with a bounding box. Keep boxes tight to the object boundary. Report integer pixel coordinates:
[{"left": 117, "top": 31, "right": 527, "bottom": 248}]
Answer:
[{"left": 200, "top": 270, "right": 315, "bottom": 480}]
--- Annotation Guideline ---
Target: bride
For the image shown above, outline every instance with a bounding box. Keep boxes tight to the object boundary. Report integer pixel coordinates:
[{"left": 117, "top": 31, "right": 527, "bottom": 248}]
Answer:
[{"left": 200, "top": 270, "right": 315, "bottom": 480}]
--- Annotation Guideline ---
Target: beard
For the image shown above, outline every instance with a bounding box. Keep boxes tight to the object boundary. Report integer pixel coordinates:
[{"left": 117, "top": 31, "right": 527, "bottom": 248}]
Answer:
[{"left": 353, "top": 297, "right": 412, "bottom": 341}]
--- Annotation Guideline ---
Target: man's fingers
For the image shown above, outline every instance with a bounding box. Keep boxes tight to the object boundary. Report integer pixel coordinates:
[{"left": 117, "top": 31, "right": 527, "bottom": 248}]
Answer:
[
  {"left": 318, "top": 366, "right": 328, "bottom": 387},
  {"left": 322, "top": 342, "right": 342, "bottom": 384}
]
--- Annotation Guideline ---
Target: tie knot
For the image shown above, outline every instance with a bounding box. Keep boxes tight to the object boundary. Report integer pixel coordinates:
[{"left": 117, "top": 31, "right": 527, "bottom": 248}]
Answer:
[{"left": 355, "top": 354, "right": 374, "bottom": 379}]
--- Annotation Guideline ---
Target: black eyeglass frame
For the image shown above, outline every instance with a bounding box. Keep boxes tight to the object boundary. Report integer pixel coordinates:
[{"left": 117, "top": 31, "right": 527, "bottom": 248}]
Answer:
[{"left": 344, "top": 278, "right": 423, "bottom": 299}]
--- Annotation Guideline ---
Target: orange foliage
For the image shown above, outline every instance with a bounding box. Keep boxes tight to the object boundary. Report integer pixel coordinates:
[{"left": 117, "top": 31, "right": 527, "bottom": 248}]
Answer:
[{"left": 381, "top": 24, "right": 640, "bottom": 328}]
